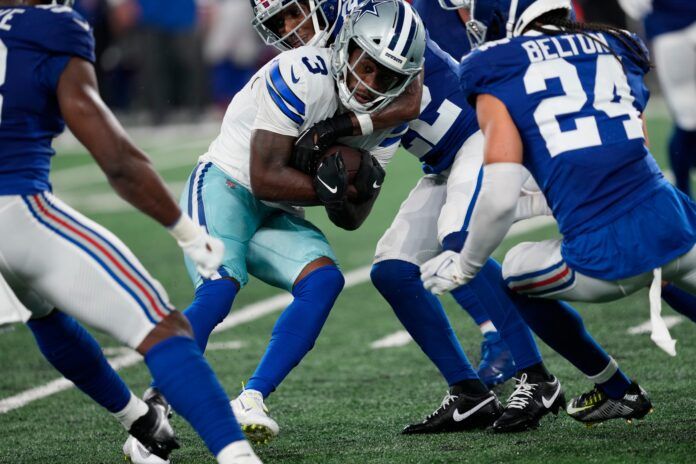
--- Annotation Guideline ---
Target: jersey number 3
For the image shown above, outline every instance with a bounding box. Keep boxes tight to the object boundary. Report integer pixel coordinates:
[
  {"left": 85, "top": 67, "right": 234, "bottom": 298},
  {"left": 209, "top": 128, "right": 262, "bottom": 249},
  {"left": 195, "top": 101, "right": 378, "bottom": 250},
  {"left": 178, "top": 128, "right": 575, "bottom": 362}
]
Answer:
[
  {"left": 524, "top": 55, "right": 643, "bottom": 157},
  {"left": 0, "top": 39, "right": 6, "bottom": 127}
]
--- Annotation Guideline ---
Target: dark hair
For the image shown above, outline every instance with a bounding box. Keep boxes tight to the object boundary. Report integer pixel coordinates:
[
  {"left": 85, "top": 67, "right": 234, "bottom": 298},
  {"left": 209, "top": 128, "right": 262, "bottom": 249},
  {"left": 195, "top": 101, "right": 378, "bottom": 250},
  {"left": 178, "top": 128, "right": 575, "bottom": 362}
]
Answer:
[{"left": 527, "top": 9, "right": 652, "bottom": 71}]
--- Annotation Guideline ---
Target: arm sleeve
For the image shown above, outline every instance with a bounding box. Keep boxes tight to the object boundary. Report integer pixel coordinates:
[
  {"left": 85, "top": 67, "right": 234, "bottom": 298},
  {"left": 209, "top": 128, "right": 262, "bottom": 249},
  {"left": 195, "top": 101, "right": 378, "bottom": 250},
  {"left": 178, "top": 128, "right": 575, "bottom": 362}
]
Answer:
[
  {"left": 459, "top": 162, "right": 527, "bottom": 278},
  {"left": 253, "top": 56, "right": 308, "bottom": 137}
]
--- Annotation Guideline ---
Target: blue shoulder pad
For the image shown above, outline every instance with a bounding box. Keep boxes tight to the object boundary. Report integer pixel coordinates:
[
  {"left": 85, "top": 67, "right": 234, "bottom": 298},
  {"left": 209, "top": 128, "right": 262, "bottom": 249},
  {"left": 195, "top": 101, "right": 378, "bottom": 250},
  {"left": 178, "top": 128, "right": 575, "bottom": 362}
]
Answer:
[{"left": 32, "top": 6, "right": 95, "bottom": 63}]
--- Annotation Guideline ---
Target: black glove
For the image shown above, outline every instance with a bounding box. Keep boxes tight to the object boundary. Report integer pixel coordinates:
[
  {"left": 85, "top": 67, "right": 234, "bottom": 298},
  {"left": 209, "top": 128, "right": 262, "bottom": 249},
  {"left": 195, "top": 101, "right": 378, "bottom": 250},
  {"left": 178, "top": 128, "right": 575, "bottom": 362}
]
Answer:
[
  {"left": 353, "top": 150, "right": 386, "bottom": 203},
  {"left": 292, "top": 113, "right": 355, "bottom": 175},
  {"left": 313, "top": 152, "right": 348, "bottom": 209}
]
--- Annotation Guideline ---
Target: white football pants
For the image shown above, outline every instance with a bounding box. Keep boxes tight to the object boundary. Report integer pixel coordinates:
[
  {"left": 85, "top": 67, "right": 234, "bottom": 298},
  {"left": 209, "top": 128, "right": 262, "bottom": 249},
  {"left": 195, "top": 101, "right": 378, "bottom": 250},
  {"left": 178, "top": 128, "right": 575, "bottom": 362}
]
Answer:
[
  {"left": 653, "top": 22, "right": 696, "bottom": 130},
  {"left": 0, "top": 193, "right": 173, "bottom": 348},
  {"left": 502, "top": 239, "right": 696, "bottom": 301}
]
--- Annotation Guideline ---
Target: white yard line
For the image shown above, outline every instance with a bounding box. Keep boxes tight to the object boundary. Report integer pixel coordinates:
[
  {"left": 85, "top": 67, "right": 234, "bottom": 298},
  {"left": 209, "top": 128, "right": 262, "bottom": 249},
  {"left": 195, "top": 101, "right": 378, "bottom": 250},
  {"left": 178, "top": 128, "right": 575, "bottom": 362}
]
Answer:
[
  {"left": 627, "top": 315, "right": 685, "bottom": 335},
  {"left": 371, "top": 330, "right": 413, "bottom": 349},
  {"left": 0, "top": 221, "right": 553, "bottom": 414}
]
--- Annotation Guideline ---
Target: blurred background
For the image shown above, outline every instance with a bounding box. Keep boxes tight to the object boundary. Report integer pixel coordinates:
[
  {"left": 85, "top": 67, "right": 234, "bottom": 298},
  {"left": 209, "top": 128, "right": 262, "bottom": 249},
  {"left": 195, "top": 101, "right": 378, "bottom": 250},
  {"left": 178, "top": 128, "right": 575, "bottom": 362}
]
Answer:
[{"left": 74, "top": 0, "right": 655, "bottom": 125}]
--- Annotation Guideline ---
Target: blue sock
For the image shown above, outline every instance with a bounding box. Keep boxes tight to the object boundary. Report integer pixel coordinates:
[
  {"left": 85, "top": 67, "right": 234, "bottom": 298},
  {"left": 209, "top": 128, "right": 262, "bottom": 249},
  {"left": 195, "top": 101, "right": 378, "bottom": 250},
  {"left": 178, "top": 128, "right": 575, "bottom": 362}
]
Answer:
[
  {"left": 371, "top": 259, "right": 478, "bottom": 385},
  {"left": 246, "top": 265, "right": 344, "bottom": 397},
  {"left": 599, "top": 370, "right": 632, "bottom": 400},
  {"left": 465, "top": 259, "right": 543, "bottom": 370},
  {"left": 145, "top": 336, "right": 244, "bottom": 455},
  {"left": 28, "top": 311, "right": 131, "bottom": 413},
  {"left": 669, "top": 127, "right": 696, "bottom": 198},
  {"left": 450, "top": 285, "right": 491, "bottom": 326},
  {"left": 508, "top": 292, "right": 628, "bottom": 384},
  {"left": 184, "top": 279, "right": 238, "bottom": 352},
  {"left": 443, "top": 233, "right": 491, "bottom": 326},
  {"left": 662, "top": 284, "right": 696, "bottom": 323}
]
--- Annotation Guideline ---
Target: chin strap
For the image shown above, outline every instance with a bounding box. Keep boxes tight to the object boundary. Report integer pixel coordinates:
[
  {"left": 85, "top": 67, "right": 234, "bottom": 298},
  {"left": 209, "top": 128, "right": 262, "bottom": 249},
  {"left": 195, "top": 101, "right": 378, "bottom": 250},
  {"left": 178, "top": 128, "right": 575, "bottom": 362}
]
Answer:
[{"left": 649, "top": 268, "right": 677, "bottom": 356}]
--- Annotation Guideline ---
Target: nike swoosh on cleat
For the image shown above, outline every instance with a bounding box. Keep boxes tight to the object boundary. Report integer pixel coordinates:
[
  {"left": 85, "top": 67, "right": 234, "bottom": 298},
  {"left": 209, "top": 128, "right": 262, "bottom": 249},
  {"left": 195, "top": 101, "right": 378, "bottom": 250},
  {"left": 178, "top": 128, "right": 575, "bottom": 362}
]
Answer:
[
  {"left": 291, "top": 66, "right": 300, "bottom": 84},
  {"left": 317, "top": 176, "right": 338, "bottom": 194},
  {"left": 542, "top": 382, "right": 562, "bottom": 409},
  {"left": 566, "top": 404, "right": 595, "bottom": 415},
  {"left": 73, "top": 18, "right": 90, "bottom": 31},
  {"left": 372, "top": 181, "right": 382, "bottom": 189},
  {"left": 452, "top": 395, "right": 495, "bottom": 422}
]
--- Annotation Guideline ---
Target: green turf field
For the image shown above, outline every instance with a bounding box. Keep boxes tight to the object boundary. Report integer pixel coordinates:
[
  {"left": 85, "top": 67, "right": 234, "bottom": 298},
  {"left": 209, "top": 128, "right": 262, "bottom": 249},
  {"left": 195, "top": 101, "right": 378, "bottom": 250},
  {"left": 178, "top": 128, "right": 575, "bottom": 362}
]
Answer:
[{"left": 1, "top": 116, "right": 695, "bottom": 463}]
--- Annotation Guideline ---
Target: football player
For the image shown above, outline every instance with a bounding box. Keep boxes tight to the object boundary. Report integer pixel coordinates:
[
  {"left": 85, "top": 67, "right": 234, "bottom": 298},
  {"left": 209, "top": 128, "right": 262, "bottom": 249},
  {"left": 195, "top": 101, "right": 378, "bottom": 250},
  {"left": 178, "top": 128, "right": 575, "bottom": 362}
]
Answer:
[
  {"left": 0, "top": 1, "right": 260, "bottom": 463},
  {"left": 425, "top": 0, "right": 696, "bottom": 425},
  {"left": 124, "top": 0, "right": 426, "bottom": 454},
  {"left": 292, "top": 0, "right": 570, "bottom": 434}
]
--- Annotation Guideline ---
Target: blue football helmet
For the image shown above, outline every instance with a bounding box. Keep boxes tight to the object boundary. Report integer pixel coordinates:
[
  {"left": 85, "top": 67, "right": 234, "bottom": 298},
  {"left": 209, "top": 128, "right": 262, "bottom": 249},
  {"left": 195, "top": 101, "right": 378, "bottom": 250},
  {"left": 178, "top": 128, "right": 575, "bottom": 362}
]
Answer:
[
  {"left": 453, "top": 0, "right": 571, "bottom": 48},
  {"left": 250, "top": 0, "right": 342, "bottom": 51}
]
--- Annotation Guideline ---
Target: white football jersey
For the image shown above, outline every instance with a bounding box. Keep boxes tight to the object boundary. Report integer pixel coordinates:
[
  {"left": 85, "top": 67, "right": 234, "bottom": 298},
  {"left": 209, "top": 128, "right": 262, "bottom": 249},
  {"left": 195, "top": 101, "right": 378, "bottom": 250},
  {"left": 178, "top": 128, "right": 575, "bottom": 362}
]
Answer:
[{"left": 200, "top": 45, "right": 401, "bottom": 197}]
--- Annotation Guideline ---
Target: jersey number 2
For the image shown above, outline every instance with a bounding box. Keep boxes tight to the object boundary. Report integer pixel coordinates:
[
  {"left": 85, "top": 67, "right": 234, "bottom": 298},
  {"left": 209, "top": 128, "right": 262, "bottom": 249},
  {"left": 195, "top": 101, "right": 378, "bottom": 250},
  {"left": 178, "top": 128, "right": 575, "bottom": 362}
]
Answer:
[
  {"left": 524, "top": 55, "right": 643, "bottom": 157},
  {"left": 0, "top": 39, "right": 6, "bottom": 127}
]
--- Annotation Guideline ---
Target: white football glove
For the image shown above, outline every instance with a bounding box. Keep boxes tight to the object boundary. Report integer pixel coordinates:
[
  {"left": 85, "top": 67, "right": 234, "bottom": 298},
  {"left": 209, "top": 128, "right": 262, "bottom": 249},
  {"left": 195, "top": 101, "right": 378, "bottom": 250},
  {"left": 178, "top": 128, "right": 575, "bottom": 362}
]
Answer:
[
  {"left": 420, "top": 250, "right": 470, "bottom": 295},
  {"left": 168, "top": 215, "right": 224, "bottom": 279}
]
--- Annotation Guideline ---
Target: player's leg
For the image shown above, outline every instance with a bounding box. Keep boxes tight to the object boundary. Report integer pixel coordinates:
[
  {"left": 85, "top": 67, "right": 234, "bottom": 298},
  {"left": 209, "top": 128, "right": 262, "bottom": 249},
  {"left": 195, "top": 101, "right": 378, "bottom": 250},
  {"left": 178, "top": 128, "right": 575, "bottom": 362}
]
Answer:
[
  {"left": 178, "top": 163, "right": 259, "bottom": 352},
  {"left": 437, "top": 135, "right": 516, "bottom": 386},
  {"left": 372, "top": 176, "right": 501, "bottom": 434},
  {"left": 233, "top": 213, "right": 344, "bottom": 442},
  {"left": 654, "top": 23, "right": 696, "bottom": 197},
  {"left": 502, "top": 239, "right": 652, "bottom": 426},
  {"left": 0, "top": 194, "right": 256, "bottom": 463}
]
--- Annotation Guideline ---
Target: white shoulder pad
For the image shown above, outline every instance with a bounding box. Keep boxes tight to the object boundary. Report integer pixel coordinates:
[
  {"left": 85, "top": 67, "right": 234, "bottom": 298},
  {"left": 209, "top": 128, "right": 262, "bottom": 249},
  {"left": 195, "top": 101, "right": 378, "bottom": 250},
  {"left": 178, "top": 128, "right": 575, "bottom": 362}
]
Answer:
[{"left": 253, "top": 46, "right": 336, "bottom": 137}]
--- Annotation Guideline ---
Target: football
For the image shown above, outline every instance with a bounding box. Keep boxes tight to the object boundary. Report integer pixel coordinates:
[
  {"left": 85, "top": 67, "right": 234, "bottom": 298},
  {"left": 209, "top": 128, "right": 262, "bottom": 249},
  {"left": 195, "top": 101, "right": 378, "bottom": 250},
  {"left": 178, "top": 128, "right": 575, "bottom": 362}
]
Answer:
[{"left": 322, "top": 144, "right": 364, "bottom": 183}]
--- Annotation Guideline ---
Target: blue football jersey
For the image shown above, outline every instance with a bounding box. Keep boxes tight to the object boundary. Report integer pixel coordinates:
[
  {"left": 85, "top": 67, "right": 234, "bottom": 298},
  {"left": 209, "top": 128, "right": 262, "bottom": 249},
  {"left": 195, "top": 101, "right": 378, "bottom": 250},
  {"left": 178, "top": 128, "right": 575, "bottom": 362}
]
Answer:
[
  {"left": 460, "top": 31, "right": 696, "bottom": 279},
  {"left": 401, "top": 36, "right": 479, "bottom": 175},
  {"left": 645, "top": 0, "right": 696, "bottom": 40},
  {"left": 412, "top": 0, "right": 471, "bottom": 60},
  {"left": 0, "top": 5, "right": 95, "bottom": 195}
]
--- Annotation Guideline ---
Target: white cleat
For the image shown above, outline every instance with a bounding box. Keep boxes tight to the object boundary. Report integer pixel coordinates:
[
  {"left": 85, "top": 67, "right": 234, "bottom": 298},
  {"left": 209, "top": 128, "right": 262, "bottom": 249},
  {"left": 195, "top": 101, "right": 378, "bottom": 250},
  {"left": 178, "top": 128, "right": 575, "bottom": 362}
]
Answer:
[
  {"left": 231, "top": 389, "right": 279, "bottom": 444},
  {"left": 123, "top": 435, "right": 170, "bottom": 464},
  {"left": 217, "top": 440, "right": 263, "bottom": 464}
]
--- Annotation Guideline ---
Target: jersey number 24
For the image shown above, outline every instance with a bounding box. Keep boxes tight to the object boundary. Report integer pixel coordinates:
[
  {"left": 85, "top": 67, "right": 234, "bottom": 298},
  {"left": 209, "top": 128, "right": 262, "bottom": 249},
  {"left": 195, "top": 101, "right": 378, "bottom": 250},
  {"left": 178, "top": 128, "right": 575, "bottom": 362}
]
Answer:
[{"left": 524, "top": 55, "right": 643, "bottom": 157}]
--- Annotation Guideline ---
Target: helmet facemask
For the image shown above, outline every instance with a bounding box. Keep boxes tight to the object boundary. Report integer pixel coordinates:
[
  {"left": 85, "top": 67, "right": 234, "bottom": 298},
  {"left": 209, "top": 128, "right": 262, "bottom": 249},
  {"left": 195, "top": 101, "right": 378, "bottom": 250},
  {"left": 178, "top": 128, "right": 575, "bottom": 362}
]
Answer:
[
  {"left": 332, "top": 39, "right": 415, "bottom": 113},
  {"left": 330, "top": 0, "right": 425, "bottom": 114},
  {"left": 251, "top": 0, "right": 338, "bottom": 51}
]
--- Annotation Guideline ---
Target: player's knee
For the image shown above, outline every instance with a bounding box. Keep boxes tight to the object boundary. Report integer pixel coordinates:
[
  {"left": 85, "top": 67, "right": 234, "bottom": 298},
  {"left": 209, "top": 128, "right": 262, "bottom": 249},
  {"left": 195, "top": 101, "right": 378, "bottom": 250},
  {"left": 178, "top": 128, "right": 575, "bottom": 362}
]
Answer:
[
  {"left": 138, "top": 312, "right": 194, "bottom": 355},
  {"left": 371, "top": 259, "right": 420, "bottom": 295},
  {"left": 501, "top": 243, "right": 536, "bottom": 291},
  {"left": 293, "top": 263, "right": 344, "bottom": 301}
]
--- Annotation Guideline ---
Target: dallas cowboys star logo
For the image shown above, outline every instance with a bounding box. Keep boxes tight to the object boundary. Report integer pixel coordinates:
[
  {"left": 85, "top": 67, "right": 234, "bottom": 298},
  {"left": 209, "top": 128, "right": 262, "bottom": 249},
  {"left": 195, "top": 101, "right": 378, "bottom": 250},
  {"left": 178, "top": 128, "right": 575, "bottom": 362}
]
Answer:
[{"left": 353, "top": 0, "right": 392, "bottom": 22}]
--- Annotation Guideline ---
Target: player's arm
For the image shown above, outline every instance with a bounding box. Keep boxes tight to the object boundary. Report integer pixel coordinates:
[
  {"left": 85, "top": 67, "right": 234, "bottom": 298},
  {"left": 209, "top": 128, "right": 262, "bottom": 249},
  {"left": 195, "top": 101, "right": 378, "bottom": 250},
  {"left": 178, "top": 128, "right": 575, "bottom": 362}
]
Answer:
[
  {"left": 421, "top": 94, "right": 525, "bottom": 293},
  {"left": 249, "top": 129, "right": 322, "bottom": 205},
  {"left": 57, "top": 57, "right": 180, "bottom": 226},
  {"left": 56, "top": 57, "right": 223, "bottom": 277},
  {"left": 292, "top": 71, "right": 424, "bottom": 174}
]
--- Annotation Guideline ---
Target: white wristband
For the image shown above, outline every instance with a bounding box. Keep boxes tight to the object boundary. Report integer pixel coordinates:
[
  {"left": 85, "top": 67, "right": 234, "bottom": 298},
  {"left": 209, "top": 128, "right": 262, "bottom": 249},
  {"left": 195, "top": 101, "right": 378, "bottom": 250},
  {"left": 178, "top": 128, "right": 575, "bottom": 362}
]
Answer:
[
  {"left": 168, "top": 214, "right": 200, "bottom": 246},
  {"left": 355, "top": 112, "right": 374, "bottom": 136}
]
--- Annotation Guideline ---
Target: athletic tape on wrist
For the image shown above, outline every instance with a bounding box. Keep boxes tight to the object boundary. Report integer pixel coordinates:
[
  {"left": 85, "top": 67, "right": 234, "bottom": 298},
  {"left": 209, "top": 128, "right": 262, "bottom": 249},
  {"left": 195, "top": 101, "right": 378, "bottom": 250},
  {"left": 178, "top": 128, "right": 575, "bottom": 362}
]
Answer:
[{"left": 356, "top": 113, "right": 374, "bottom": 136}]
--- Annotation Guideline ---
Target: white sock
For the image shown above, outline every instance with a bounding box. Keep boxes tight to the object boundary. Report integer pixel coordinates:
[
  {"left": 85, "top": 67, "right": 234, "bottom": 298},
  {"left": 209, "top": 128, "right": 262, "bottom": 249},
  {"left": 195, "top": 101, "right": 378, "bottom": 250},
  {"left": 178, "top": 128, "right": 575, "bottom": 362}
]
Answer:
[
  {"left": 112, "top": 392, "right": 149, "bottom": 430},
  {"left": 479, "top": 320, "right": 497, "bottom": 335},
  {"left": 217, "top": 440, "right": 260, "bottom": 464}
]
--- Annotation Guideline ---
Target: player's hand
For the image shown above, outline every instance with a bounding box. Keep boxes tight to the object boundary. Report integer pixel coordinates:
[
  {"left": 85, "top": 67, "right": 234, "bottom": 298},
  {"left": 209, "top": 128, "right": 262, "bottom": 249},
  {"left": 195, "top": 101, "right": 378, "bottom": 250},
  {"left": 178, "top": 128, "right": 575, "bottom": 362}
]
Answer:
[
  {"left": 420, "top": 251, "right": 469, "bottom": 295},
  {"left": 292, "top": 113, "right": 355, "bottom": 175},
  {"left": 169, "top": 215, "right": 224, "bottom": 278},
  {"left": 314, "top": 152, "right": 348, "bottom": 209},
  {"left": 353, "top": 150, "right": 385, "bottom": 202}
]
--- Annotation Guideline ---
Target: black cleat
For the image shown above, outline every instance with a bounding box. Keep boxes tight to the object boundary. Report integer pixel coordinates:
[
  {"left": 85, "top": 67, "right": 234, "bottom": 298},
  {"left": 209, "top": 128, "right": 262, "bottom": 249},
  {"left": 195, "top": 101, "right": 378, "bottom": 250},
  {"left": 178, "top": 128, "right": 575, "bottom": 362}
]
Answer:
[
  {"left": 143, "top": 387, "right": 172, "bottom": 418},
  {"left": 566, "top": 382, "right": 652, "bottom": 426},
  {"left": 492, "top": 373, "right": 565, "bottom": 433},
  {"left": 402, "top": 390, "right": 502, "bottom": 434},
  {"left": 127, "top": 392, "right": 180, "bottom": 460}
]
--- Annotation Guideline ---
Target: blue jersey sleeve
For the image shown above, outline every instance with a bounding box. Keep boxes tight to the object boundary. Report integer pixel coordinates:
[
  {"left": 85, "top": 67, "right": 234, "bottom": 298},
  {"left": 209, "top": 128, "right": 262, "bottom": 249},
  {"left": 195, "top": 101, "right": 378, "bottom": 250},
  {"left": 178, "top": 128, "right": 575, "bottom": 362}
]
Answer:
[
  {"left": 458, "top": 43, "right": 509, "bottom": 107},
  {"left": 34, "top": 7, "right": 96, "bottom": 64}
]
